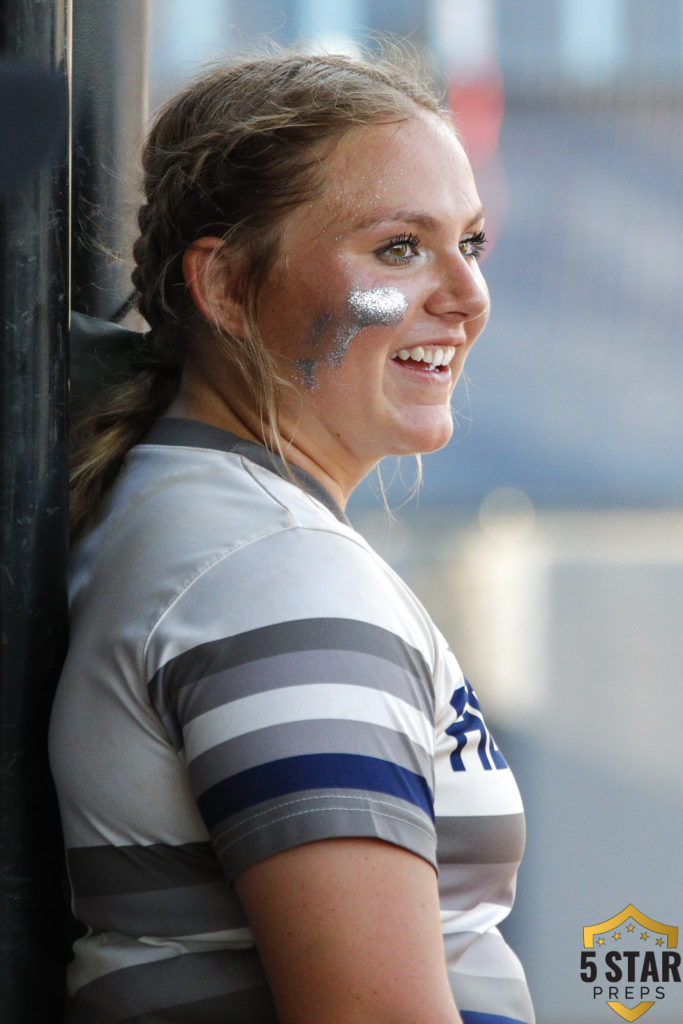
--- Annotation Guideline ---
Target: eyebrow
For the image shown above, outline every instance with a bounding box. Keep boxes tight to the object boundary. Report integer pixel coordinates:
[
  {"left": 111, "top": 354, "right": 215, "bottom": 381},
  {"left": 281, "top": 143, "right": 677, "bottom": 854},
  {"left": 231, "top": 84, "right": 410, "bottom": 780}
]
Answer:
[{"left": 350, "top": 205, "right": 486, "bottom": 233}]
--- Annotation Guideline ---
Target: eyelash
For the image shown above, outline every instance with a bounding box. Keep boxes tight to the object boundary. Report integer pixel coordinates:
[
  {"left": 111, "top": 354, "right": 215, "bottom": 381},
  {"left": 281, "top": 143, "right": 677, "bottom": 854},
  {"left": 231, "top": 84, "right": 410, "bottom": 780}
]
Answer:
[
  {"left": 378, "top": 229, "right": 488, "bottom": 265},
  {"left": 378, "top": 233, "right": 422, "bottom": 265},
  {"left": 461, "top": 230, "right": 488, "bottom": 261}
]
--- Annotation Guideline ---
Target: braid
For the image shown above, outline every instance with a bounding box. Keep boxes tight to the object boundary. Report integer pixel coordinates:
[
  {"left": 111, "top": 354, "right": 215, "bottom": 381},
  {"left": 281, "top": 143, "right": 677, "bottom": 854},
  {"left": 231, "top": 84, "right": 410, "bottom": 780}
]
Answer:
[
  {"left": 69, "top": 197, "right": 188, "bottom": 541},
  {"left": 69, "top": 371, "right": 177, "bottom": 541}
]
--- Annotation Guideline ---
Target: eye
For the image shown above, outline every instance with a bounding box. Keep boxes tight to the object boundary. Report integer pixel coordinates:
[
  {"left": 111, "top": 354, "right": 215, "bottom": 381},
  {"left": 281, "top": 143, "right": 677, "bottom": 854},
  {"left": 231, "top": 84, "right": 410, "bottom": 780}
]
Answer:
[
  {"left": 377, "top": 233, "right": 422, "bottom": 265},
  {"left": 460, "top": 229, "right": 488, "bottom": 261}
]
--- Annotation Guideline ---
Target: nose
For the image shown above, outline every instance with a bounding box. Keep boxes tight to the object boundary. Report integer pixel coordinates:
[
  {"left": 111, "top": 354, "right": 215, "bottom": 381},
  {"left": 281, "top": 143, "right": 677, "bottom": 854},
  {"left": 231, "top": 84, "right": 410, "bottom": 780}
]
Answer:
[{"left": 424, "top": 251, "right": 490, "bottom": 327}]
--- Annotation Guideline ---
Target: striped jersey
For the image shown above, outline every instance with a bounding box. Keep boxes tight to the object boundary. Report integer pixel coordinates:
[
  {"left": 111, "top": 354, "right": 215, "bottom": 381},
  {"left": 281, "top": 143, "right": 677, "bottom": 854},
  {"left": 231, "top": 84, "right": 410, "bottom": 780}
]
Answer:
[{"left": 49, "top": 417, "right": 535, "bottom": 1024}]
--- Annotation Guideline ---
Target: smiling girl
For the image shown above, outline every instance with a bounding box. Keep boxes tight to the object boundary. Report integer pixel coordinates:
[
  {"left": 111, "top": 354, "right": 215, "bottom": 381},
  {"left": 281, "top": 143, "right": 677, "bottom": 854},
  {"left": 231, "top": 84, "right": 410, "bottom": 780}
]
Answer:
[{"left": 50, "top": 49, "right": 534, "bottom": 1024}]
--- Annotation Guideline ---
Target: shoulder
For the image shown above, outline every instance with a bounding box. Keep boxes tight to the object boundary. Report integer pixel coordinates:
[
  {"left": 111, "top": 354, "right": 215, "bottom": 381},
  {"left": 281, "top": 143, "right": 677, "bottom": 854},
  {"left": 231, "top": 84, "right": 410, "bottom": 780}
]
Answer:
[
  {"left": 145, "top": 515, "right": 437, "bottom": 685},
  {"left": 71, "top": 434, "right": 346, "bottom": 615}
]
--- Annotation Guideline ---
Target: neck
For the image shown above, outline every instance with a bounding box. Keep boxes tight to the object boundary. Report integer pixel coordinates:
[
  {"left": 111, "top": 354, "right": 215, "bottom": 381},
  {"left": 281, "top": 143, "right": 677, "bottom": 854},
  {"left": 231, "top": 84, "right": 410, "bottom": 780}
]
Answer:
[{"left": 164, "top": 365, "right": 370, "bottom": 510}]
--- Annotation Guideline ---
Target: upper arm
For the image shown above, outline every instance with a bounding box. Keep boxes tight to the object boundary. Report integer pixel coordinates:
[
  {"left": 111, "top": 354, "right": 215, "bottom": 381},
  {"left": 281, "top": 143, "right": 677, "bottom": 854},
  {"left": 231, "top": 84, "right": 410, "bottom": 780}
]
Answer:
[
  {"left": 148, "top": 529, "right": 457, "bottom": 1019},
  {"left": 236, "top": 836, "right": 462, "bottom": 1024}
]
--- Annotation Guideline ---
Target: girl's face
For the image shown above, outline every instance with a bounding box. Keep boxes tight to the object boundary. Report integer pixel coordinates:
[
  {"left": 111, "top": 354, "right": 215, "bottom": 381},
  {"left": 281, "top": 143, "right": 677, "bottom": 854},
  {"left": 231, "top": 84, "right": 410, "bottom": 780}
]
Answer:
[{"left": 255, "top": 110, "right": 490, "bottom": 496}]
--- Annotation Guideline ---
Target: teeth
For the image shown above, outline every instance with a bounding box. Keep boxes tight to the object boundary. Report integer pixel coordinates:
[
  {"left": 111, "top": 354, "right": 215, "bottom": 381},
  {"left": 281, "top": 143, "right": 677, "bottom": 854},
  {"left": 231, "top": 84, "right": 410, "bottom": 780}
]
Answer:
[{"left": 392, "top": 345, "right": 456, "bottom": 366}]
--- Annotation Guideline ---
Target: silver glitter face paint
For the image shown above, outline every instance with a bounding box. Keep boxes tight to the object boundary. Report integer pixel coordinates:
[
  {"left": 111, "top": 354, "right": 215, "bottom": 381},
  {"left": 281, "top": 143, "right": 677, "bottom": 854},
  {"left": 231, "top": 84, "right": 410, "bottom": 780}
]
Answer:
[
  {"left": 347, "top": 287, "right": 409, "bottom": 329},
  {"left": 296, "top": 358, "right": 318, "bottom": 390},
  {"left": 296, "top": 286, "right": 409, "bottom": 389}
]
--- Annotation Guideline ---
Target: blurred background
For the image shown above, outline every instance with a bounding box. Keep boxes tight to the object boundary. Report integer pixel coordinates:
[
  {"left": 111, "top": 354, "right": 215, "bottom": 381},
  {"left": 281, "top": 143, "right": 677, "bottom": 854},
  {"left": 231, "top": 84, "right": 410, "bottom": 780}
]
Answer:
[{"left": 93, "top": 1, "right": 683, "bottom": 1021}]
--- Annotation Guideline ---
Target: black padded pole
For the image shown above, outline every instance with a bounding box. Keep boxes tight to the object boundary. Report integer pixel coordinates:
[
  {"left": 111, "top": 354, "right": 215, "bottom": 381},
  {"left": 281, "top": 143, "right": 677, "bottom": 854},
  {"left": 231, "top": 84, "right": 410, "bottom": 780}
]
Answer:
[
  {"left": 0, "top": 0, "right": 71, "bottom": 1020},
  {"left": 71, "top": 0, "right": 148, "bottom": 321}
]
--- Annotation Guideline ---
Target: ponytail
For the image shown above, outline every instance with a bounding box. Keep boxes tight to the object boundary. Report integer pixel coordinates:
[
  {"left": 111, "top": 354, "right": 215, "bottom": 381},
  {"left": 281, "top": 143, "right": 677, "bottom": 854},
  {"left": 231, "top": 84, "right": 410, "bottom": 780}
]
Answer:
[{"left": 69, "top": 366, "right": 178, "bottom": 542}]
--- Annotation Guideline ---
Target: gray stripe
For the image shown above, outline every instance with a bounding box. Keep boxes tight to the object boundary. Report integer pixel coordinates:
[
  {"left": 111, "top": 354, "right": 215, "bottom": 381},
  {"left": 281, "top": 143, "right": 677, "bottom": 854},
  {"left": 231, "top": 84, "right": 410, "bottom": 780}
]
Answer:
[
  {"left": 67, "top": 841, "right": 221, "bottom": 897},
  {"left": 120, "top": 986, "right": 279, "bottom": 1023},
  {"left": 448, "top": 965, "right": 535, "bottom": 1023},
  {"left": 210, "top": 786, "right": 437, "bottom": 881},
  {"left": 148, "top": 618, "right": 433, "bottom": 750},
  {"left": 437, "top": 861, "right": 518, "bottom": 913},
  {"left": 436, "top": 813, "right": 526, "bottom": 865},
  {"left": 70, "top": 948, "right": 272, "bottom": 1023},
  {"left": 188, "top": 719, "right": 433, "bottom": 797},
  {"left": 174, "top": 647, "right": 434, "bottom": 727},
  {"left": 74, "top": 880, "right": 246, "bottom": 938}
]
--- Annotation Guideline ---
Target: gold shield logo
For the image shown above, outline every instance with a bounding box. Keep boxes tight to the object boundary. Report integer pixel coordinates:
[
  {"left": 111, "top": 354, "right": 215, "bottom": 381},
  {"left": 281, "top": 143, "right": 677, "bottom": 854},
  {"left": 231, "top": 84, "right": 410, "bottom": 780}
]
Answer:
[{"left": 583, "top": 904, "right": 679, "bottom": 1021}]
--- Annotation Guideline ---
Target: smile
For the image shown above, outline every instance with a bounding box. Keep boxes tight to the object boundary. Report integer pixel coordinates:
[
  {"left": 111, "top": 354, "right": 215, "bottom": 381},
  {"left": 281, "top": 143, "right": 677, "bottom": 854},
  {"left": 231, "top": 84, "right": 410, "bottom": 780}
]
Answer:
[{"left": 390, "top": 345, "right": 456, "bottom": 371}]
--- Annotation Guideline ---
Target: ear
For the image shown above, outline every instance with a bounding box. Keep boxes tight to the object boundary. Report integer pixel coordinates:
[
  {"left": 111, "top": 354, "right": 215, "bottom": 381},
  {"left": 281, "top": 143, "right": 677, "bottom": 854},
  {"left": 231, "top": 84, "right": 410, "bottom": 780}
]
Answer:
[{"left": 183, "top": 237, "right": 245, "bottom": 337}]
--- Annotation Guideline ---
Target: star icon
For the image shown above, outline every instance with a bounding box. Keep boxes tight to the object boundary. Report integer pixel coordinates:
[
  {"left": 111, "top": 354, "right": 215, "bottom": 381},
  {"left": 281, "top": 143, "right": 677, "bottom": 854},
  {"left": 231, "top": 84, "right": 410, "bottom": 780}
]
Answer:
[
  {"left": 656, "top": 938, "right": 664, "bottom": 947},
  {"left": 641, "top": 932, "right": 649, "bottom": 941},
  {"left": 626, "top": 924, "right": 635, "bottom": 932},
  {"left": 598, "top": 938, "right": 606, "bottom": 947},
  {"left": 613, "top": 932, "right": 622, "bottom": 941}
]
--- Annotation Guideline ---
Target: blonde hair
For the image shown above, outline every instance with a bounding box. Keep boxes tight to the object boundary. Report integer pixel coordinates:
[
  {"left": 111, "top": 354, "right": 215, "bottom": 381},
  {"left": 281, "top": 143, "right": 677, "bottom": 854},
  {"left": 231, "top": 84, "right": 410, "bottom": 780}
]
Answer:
[{"left": 69, "top": 45, "right": 452, "bottom": 539}]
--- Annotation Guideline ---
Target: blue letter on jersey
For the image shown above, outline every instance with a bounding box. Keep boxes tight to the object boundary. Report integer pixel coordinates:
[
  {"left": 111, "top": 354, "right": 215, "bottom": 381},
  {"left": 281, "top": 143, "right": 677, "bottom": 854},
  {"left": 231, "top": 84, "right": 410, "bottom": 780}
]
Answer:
[{"left": 447, "top": 679, "right": 508, "bottom": 772}]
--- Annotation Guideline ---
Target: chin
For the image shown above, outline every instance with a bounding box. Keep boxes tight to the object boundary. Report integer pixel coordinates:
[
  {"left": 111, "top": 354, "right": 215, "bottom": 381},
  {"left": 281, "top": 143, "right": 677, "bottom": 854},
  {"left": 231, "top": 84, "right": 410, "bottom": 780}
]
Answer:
[{"left": 390, "top": 415, "right": 454, "bottom": 457}]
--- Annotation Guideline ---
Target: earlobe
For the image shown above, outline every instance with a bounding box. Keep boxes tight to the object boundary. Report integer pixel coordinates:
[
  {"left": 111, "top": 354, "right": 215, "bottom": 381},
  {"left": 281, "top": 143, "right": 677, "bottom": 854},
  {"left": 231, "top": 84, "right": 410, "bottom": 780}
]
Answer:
[{"left": 183, "top": 237, "right": 245, "bottom": 337}]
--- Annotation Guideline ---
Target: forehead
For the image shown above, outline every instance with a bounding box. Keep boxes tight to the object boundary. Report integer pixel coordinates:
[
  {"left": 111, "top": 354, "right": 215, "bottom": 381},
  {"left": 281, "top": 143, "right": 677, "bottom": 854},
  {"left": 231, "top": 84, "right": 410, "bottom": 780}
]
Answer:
[{"left": 301, "top": 112, "right": 480, "bottom": 234}]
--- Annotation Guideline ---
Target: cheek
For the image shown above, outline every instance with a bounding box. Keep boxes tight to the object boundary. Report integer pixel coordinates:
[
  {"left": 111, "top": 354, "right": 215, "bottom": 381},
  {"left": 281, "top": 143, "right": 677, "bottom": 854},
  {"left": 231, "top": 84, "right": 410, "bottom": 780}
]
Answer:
[
  {"left": 296, "top": 285, "right": 410, "bottom": 389},
  {"left": 346, "top": 286, "right": 410, "bottom": 330}
]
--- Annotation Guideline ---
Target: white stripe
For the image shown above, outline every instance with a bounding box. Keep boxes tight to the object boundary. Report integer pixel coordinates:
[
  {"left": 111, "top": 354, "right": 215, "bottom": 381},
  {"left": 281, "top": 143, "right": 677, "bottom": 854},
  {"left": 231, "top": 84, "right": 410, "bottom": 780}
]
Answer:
[
  {"left": 68, "top": 927, "right": 256, "bottom": 993},
  {"left": 167, "top": 927, "right": 255, "bottom": 950},
  {"left": 451, "top": 931, "right": 529, "bottom": 982},
  {"left": 434, "top": 755, "right": 524, "bottom": 817},
  {"left": 69, "top": 932, "right": 184, "bottom": 993},
  {"left": 184, "top": 683, "right": 433, "bottom": 760},
  {"left": 441, "top": 903, "right": 509, "bottom": 935}
]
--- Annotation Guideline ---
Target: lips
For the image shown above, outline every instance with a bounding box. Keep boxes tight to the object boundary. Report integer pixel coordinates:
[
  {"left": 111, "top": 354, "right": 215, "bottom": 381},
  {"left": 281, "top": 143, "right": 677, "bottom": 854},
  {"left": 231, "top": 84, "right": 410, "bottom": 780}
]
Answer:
[{"left": 390, "top": 345, "right": 456, "bottom": 371}]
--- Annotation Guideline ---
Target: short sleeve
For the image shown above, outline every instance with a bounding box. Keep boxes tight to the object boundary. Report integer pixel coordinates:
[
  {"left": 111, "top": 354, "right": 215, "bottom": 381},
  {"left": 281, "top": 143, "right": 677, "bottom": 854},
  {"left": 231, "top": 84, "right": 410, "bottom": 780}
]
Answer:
[{"left": 147, "top": 526, "right": 438, "bottom": 881}]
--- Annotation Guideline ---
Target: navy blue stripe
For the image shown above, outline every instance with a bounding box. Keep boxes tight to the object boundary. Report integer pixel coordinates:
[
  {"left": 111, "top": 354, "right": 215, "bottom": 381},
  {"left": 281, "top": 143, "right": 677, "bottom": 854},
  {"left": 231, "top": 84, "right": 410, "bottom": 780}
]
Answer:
[
  {"left": 461, "top": 1012, "right": 528, "bottom": 1024},
  {"left": 197, "top": 752, "right": 434, "bottom": 828}
]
